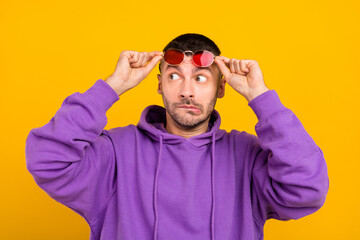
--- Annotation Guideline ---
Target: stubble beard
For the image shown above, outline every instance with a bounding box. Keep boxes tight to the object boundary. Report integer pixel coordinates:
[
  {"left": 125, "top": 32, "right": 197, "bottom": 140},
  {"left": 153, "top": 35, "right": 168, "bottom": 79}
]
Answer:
[{"left": 162, "top": 91, "right": 218, "bottom": 129}]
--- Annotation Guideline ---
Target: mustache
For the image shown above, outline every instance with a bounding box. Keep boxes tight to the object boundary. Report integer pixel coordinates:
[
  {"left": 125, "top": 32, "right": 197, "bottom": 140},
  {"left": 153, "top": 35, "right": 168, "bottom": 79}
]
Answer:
[{"left": 173, "top": 98, "right": 203, "bottom": 110}]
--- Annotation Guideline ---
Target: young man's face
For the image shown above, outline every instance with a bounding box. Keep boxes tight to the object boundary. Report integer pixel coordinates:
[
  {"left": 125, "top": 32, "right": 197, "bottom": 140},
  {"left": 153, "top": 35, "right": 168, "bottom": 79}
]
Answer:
[{"left": 157, "top": 54, "right": 225, "bottom": 128}]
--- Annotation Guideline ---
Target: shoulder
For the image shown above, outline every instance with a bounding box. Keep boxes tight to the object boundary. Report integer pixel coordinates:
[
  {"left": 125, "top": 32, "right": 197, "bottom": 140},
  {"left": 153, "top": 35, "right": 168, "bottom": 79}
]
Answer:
[
  {"left": 219, "top": 129, "right": 259, "bottom": 152},
  {"left": 101, "top": 124, "right": 139, "bottom": 140},
  {"left": 223, "top": 129, "right": 258, "bottom": 143}
]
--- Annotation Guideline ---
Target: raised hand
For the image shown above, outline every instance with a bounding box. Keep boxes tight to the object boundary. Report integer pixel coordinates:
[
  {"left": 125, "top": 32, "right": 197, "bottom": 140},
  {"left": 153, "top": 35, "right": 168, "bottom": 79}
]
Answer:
[
  {"left": 214, "top": 56, "right": 269, "bottom": 102},
  {"left": 105, "top": 51, "right": 163, "bottom": 96}
]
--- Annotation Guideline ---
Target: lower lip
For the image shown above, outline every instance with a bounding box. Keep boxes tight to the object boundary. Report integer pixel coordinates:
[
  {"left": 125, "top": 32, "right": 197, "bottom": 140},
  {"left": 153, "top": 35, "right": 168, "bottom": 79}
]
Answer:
[{"left": 179, "top": 107, "right": 201, "bottom": 114}]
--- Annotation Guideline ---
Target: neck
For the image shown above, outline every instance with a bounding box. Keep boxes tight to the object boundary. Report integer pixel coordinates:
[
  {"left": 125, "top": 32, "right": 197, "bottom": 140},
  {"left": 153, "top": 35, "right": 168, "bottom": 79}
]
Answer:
[{"left": 165, "top": 113, "right": 210, "bottom": 139}]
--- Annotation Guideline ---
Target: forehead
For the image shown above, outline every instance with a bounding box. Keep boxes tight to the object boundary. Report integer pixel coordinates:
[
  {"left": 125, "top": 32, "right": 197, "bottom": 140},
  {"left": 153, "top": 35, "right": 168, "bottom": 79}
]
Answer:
[{"left": 164, "top": 64, "right": 214, "bottom": 75}]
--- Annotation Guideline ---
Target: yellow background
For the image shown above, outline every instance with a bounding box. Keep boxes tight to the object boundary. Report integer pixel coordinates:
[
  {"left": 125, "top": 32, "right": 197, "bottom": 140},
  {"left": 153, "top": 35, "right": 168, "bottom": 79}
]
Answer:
[{"left": 1, "top": 0, "right": 359, "bottom": 239}]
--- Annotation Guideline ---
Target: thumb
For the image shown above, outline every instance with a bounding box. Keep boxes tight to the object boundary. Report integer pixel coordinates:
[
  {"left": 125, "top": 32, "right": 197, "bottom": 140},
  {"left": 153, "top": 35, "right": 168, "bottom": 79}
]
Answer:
[
  {"left": 144, "top": 55, "right": 163, "bottom": 75},
  {"left": 215, "top": 57, "right": 230, "bottom": 80}
]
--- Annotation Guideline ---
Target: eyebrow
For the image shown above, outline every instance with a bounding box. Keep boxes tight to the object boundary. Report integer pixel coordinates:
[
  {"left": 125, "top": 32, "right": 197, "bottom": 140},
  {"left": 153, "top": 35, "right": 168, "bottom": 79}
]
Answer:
[{"left": 164, "top": 65, "right": 213, "bottom": 74}]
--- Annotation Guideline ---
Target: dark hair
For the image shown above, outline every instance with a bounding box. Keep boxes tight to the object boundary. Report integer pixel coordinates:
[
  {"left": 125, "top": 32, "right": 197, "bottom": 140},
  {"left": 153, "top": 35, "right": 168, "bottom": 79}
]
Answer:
[{"left": 159, "top": 33, "right": 221, "bottom": 73}]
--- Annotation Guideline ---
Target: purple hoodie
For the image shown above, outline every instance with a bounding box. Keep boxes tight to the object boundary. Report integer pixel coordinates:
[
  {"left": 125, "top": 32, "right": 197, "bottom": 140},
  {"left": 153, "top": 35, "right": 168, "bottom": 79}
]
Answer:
[{"left": 25, "top": 79, "right": 329, "bottom": 240}]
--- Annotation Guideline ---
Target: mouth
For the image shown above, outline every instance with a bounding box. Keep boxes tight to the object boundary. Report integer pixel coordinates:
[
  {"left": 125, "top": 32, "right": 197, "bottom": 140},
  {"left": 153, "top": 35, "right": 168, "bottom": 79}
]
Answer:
[{"left": 177, "top": 105, "right": 201, "bottom": 114}]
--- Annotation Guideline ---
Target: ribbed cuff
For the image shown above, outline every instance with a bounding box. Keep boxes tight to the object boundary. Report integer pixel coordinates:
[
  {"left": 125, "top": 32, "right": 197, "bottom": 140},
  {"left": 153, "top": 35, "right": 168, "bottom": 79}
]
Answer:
[
  {"left": 248, "top": 90, "right": 288, "bottom": 123},
  {"left": 82, "top": 79, "right": 120, "bottom": 113}
]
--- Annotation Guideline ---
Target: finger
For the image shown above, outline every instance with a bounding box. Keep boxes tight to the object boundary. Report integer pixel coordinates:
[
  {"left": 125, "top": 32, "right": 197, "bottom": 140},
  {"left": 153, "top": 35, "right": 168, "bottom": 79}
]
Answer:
[
  {"left": 145, "top": 51, "right": 164, "bottom": 67},
  {"left": 131, "top": 52, "right": 146, "bottom": 68},
  {"left": 144, "top": 55, "right": 163, "bottom": 75},
  {"left": 144, "top": 51, "right": 160, "bottom": 63},
  {"left": 141, "top": 52, "right": 149, "bottom": 66},
  {"left": 234, "top": 60, "right": 241, "bottom": 73},
  {"left": 229, "top": 58, "right": 236, "bottom": 73},
  {"left": 234, "top": 60, "right": 247, "bottom": 76},
  {"left": 217, "top": 56, "right": 231, "bottom": 68},
  {"left": 148, "top": 51, "right": 164, "bottom": 59},
  {"left": 143, "top": 51, "right": 163, "bottom": 67},
  {"left": 138, "top": 53, "right": 146, "bottom": 66},
  {"left": 128, "top": 51, "right": 140, "bottom": 63},
  {"left": 214, "top": 57, "right": 231, "bottom": 80},
  {"left": 240, "top": 60, "right": 250, "bottom": 73}
]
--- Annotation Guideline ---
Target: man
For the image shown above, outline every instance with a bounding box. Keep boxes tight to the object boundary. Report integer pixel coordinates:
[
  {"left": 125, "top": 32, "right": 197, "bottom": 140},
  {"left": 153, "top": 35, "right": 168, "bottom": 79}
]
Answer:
[{"left": 25, "top": 33, "right": 329, "bottom": 240}]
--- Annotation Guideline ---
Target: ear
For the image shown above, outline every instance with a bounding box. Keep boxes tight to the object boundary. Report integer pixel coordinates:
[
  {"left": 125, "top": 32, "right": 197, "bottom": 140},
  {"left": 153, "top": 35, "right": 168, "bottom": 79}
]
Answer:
[
  {"left": 157, "top": 74, "right": 162, "bottom": 94},
  {"left": 217, "top": 76, "right": 226, "bottom": 98}
]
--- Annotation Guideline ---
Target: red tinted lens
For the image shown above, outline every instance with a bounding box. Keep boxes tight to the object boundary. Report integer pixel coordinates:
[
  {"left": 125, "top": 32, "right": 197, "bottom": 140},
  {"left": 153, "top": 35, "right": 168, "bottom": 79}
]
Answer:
[
  {"left": 193, "top": 51, "right": 214, "bottom": 67},
  {"left": 164, "top": 49, "right": 184, "bottom": 65}
]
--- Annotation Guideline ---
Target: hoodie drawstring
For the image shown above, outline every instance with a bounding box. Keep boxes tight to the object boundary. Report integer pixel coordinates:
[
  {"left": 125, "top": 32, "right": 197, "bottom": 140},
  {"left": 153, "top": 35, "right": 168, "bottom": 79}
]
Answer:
[
  {"left": 153, "top": 134, "right": 163, "bottom": 240},
  {"left": 153, "top": 133, "right": 216, "bottom": 240},
  {"left": 211, "top": 132, "right": 216, "bottom": 240}
]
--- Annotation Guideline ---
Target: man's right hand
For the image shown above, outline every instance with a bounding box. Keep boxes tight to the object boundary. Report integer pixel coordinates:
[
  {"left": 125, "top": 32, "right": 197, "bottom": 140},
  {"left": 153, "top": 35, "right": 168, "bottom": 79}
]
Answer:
[{"left": 104, "top": 51, "right": 163, "bottom": 96}]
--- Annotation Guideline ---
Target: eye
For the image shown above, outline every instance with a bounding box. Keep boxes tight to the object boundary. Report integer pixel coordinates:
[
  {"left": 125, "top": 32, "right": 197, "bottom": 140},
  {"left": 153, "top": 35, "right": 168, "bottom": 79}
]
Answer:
[
  {"left": 169, "top": 73, "right": 180, "bottom": 80},
  {"left": 196, "top": 75, "right": 207, "bottom": 83}
]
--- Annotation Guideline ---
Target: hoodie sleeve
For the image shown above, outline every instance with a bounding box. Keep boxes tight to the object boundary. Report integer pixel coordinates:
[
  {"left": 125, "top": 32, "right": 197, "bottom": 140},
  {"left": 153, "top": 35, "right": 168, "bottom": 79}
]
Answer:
[
  {"left": 25, "top": 79, "right": 120, "bottom": 223},
  {"left": 247, "top": 90, "right": 329, "bottom": 224}
]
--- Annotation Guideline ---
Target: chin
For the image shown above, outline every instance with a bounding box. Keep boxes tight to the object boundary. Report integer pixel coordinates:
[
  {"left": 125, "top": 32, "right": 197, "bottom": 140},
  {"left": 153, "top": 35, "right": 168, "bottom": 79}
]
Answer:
[{"left": 172, "top": 113, "right": 210, "bottom": 129}]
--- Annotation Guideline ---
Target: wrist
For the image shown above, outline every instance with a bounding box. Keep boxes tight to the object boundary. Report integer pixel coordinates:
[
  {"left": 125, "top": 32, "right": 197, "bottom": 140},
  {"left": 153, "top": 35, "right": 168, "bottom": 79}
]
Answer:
[
  {"left": 104, "top": 76, "right": 127, "bottom": 96},
  {"left": 246, "top": 86, "right": 270, "bottom": 102}
]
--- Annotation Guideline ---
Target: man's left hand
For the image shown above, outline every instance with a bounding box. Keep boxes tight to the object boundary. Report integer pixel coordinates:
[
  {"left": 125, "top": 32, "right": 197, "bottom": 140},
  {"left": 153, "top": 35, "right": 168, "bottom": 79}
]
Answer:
[{"left": 215, "top": 56, "right": 270, "bottom": 102}]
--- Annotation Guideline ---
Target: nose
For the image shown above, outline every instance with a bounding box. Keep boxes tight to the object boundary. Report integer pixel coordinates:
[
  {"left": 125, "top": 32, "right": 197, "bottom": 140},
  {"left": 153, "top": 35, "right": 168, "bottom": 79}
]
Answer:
[
  {"left": 178, "top": 55, "right": 195, "bottom": 100},
  {"left": 179, "top": 78, "right": 194, "bottom": 99}
]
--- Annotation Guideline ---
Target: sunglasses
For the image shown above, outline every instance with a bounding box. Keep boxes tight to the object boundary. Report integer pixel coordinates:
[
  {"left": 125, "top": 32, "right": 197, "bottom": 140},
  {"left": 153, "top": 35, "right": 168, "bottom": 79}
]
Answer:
[{"left": 163, "top": 48, "right": 215, "bottom": 68}]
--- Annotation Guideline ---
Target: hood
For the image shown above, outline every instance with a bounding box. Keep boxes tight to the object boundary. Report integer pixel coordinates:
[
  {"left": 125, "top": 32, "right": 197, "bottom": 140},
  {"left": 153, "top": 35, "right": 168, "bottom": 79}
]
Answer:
[{"left": 137, "top": 105, "right": 226, "bottom": 147}]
